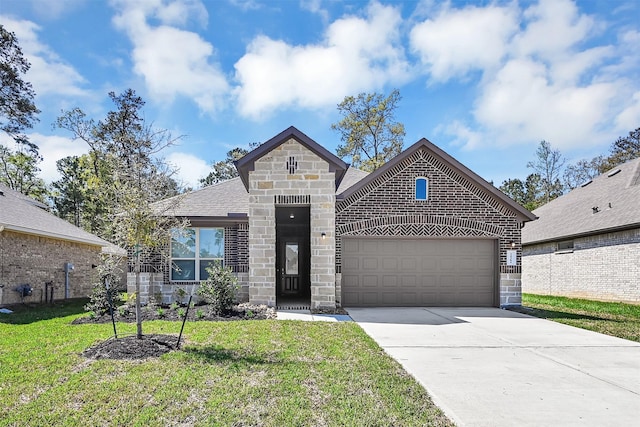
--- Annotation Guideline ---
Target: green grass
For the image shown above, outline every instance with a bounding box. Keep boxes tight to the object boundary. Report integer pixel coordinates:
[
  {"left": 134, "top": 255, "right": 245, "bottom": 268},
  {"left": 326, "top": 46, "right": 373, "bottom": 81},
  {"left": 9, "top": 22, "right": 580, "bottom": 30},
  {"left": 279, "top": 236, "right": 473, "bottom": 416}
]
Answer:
[
  {"left": 521, "top": 293, "right": 640, "bottom": 342},
  {"left": 0, "top": 301, "right": 453, "bottom": 426}
]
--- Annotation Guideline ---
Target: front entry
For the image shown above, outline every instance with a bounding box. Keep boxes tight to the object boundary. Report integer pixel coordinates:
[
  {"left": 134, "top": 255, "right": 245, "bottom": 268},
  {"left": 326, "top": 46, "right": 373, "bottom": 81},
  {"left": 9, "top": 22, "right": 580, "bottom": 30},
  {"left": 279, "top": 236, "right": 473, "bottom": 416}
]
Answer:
[{"left": 275, "top": 206, "right": 310, "bottom": 306}]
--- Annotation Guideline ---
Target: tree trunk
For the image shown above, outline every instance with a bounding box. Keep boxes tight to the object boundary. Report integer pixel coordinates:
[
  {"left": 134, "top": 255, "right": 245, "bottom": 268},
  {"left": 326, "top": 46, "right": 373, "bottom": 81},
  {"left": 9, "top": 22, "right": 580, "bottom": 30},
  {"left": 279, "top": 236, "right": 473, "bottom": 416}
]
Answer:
[{"left": 135, "top": 253, "right": 143, "bottom": 339}]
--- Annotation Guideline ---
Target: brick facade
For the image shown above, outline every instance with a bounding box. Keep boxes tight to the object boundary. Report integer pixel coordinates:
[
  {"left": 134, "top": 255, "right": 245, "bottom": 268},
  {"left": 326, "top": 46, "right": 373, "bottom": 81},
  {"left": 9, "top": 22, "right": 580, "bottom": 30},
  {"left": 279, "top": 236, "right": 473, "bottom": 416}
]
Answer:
[
  {"left": 0, "top": 230, "right": 102, "bottom": 305},
  {"left": 336, "top": 148, "right": 524, "bottom": 307},
  {"left": 127, "top": 223, "right": 249, "bottom": 304},
  {"left": 522, "top": 228, "right": 640, "bottom": 303}
]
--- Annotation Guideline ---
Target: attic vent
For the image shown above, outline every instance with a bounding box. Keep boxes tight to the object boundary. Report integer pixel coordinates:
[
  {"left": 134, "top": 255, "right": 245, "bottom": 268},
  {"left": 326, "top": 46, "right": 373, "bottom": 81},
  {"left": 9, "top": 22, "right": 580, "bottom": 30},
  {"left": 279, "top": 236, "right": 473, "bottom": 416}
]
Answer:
[
  {"left": 607, "top": 169, "right": 621, "bottom": 177},
  {"left": 286, "top": 156, "right": 298, "bottom": 174},
  {"left": 580, "top": 180, "right": 592, "bottom": 187}
]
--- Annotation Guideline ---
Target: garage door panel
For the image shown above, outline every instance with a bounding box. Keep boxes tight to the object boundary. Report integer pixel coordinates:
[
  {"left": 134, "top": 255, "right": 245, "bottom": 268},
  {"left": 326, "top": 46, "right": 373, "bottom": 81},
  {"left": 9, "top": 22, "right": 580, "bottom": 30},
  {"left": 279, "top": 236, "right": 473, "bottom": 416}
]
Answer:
[{"left": 342, "top": 238, "right": 496, "bottom": 307}]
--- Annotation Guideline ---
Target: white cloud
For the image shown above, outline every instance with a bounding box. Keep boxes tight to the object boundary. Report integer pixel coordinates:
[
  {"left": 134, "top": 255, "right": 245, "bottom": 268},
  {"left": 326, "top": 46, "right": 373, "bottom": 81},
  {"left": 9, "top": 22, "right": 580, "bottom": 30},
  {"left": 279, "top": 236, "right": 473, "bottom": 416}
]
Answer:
[
  {"left": 233, "top": 1, "right": 411, "bottom": 119},
  {"left": 111, "top": 0, "right": 229, "bottom": 113},
  {"left": 1, "top": 16, "right": 88, "bottom": 98},
  {"left": 410, "top": 3, "right": 518, "bottom": 81},
  {"left": 413, "top": 0, "right": 640, "bottom": 150},
  {"left": 0, "top": 133, "right": 87, "bottom": 183},
  {"left": 165, "top": 152, "right": 211, "bottom": 188},
  {"left": 300, "top": 0, "right": 329, "bottom": 23}
]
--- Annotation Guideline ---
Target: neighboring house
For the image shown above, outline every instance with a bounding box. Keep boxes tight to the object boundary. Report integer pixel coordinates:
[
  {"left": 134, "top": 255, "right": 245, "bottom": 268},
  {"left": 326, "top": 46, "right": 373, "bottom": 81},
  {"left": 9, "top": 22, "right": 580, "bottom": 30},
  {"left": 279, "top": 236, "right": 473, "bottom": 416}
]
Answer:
[
  {"left": 522, "top": 157, "right": 640, "bottom": 303},
  {"left": 137, "top": 126, "right": 535, "bottom": 309},
  {"left": 0, "top": 184, "right": 123, "bottom": 306}
]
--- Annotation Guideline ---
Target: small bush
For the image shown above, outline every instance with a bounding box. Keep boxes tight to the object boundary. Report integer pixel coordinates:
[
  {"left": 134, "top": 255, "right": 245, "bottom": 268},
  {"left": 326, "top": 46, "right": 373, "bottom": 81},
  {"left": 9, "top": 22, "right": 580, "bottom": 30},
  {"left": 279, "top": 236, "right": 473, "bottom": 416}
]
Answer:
[
  {"left": 197, "top": 265, "right": 238, "bottom": 315},
  {"left": 169, "top": 302, "right": 179, "bottom": 310},
  {"left": 156, "top": 307, "right": 165, "bottom": 318},
  {"left": 84, "top": 254, "right": 123, "bottom": 315},
  {"left": 195, "top": 309, "right": 205, "bottom": 319},
  {"left": 177, "top": 307, "right": 186, "bottom": 318}
]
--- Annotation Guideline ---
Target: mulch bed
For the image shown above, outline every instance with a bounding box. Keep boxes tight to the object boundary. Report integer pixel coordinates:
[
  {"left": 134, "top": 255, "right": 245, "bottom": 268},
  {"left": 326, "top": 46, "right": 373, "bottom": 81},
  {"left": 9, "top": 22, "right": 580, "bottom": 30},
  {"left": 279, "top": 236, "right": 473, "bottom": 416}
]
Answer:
[
  {"left": 77, "top": 303, "right": 276, "bottom": 360},
  {"left": 82, "top": 334, "right": 179, "bottom": 360},
  {"left": 72, "top": 302, "right": 276, "bottom": 324}
]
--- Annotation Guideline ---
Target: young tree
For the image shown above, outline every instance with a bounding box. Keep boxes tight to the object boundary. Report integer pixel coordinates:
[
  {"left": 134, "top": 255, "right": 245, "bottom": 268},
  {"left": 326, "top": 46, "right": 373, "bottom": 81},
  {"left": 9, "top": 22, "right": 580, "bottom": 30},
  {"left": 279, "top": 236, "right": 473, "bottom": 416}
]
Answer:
[
  {"left": 0, "top": 24, "right": 40, "bottom": 151},
  {"left": 526, "top": 140, "right": 565, "bottom": 205},
  {"left": 332, "top": 89, "right": 405, "bottom": 172},
  {"left": 58, "top": 89, "right": 187, "bottom": 338},
  {"left": 199, "top": 146, "right": 251, "bottom": 186}
]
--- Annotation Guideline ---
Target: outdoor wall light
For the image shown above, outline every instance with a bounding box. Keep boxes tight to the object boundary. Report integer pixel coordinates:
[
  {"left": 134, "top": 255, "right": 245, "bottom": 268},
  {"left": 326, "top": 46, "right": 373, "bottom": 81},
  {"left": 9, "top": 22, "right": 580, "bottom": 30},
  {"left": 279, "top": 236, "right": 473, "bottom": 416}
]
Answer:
[
  {"left": 289, "top": 213, "right": 295, "bottom": 219},
  {"left": 510, "top": 241, "right": 516, "bottom": 248},
  {"left": 321, "top": 232, "right": 326, "bottom": 240}
]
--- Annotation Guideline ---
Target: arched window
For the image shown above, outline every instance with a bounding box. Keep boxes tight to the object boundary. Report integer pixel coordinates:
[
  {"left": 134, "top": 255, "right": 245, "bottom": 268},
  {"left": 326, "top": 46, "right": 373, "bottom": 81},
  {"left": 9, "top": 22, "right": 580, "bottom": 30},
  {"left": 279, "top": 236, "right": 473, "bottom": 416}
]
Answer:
[{"left": 415, "top": 177, "right": 428, "bottom": 200}]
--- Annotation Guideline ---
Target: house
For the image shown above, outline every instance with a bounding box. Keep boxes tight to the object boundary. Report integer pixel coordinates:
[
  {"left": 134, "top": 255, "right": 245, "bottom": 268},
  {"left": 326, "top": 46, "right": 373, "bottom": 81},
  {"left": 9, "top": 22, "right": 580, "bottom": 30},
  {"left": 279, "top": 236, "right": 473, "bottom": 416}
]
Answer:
[
  {"left": 0, "top": 184, "right": 123, "bottom": 306},
  {"left": 522, "top": 157, "right": 640, "bottom": 303},
  {"left": 136, "top": 126, "right": 535, "bottom": 309}
]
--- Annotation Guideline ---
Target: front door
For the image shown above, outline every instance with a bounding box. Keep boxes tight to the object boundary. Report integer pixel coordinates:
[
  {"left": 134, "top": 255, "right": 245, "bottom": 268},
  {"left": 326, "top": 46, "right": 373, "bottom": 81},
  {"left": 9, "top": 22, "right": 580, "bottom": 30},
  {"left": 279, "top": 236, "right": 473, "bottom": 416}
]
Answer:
[
  {"left": 275, "top": 206, "right": 310, "bottom": 301},
  {"left": 279, "top": 239, "right": 301, "bottom": 294}
]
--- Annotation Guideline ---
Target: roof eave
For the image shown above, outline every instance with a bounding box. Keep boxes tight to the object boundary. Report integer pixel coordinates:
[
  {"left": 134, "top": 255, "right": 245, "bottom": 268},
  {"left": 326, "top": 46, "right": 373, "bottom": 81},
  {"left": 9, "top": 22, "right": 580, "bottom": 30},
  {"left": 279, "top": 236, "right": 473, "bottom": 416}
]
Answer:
[
  {"left": 1, "top": 223, "right": 107, "bottom": 247},
  {"left": 523, "top": 222, "right": 640, "bottom": 246}
]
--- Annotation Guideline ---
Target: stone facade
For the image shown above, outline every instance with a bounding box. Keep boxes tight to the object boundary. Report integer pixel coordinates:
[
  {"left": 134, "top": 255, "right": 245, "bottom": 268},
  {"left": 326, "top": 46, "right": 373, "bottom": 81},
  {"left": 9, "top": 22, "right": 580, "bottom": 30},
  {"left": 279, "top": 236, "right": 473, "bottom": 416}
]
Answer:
[
  {"left": 523, "top": 228, "right": 640, "bottom": 303},
  {"left": 0, "top": 230, "right": 102, "bottom": 305},
  {"left": 248, "top": 138, "right": 336, "bottom": 309},
  {"left": 336, "top": 148, "right": 524, "bottom": 307}
]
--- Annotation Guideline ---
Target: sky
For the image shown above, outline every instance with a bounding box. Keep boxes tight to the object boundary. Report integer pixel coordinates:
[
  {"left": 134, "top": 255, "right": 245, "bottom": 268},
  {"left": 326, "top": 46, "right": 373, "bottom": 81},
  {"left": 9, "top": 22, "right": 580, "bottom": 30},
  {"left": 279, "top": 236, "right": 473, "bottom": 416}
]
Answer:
[{"left": 1, "top": 0, "right": 639, "bottom": 189}]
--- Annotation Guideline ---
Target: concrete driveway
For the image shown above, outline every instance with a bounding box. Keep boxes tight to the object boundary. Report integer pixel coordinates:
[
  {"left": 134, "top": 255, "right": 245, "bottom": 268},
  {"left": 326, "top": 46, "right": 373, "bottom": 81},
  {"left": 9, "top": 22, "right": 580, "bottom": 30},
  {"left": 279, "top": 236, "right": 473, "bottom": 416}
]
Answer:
[{"left": 347, "top": 307, "right": 640, "bottom": 427}]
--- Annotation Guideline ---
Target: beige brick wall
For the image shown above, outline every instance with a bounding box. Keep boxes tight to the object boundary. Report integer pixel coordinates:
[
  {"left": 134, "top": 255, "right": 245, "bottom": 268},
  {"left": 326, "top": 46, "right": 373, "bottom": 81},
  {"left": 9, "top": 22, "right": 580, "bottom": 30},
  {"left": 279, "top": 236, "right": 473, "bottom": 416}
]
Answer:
[
  {"left": 522, "top": 228, "right": 640, "bottom": 303},
  {"left": 248, "top": 138, "right": 336, "bottom": 309},
  {"left": 0, "top": 230, "right": 102, "bottom": 305}
]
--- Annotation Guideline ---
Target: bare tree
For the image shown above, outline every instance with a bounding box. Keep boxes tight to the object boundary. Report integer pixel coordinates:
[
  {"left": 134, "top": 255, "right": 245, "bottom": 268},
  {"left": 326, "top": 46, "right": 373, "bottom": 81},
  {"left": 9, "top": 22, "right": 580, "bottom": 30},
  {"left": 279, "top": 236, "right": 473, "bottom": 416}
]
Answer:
[{"left": 527, "top": 141, "right": 565, "bottom": 205}]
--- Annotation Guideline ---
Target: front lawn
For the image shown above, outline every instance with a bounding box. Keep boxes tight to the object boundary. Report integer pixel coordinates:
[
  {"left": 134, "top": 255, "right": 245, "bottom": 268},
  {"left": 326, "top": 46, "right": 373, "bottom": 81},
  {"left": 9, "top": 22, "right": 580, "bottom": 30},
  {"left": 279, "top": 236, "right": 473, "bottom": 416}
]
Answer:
[
  {"left": 521, "top": 293, "right": 640, "bottom": 342},
  {"left": 0, "top": 300, "right": 453, "bottom": 426}
]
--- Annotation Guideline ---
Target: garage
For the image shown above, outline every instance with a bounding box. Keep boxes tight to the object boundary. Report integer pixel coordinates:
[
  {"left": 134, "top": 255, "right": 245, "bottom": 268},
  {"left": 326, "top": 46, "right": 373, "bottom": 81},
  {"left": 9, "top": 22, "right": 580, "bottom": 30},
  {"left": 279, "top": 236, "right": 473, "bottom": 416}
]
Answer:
[{"left": 341, "top": 238, "right": 497, "bottom": 307}]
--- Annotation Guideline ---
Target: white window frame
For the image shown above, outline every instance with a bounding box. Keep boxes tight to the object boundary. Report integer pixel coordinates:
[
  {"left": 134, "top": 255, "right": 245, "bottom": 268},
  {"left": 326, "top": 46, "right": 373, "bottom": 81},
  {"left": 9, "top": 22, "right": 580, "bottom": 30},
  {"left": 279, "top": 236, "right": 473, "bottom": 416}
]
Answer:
[
  {"left": 415, "top": 176, "right": 429, "bottom": 201},
  {"left": 170, "top": 227, "right": 224, "bottom": 281}
]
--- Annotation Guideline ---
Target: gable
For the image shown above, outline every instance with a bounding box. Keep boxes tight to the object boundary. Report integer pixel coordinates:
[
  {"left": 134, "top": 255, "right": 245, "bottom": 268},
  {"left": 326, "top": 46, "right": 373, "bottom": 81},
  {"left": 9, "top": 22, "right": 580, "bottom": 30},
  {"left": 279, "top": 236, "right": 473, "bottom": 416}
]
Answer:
[
  {"left": 338, "top": 139, "right": 536, "bottom": 222},
  {"left": 235, "top": 126, "right": 348, "bottom": 191}
]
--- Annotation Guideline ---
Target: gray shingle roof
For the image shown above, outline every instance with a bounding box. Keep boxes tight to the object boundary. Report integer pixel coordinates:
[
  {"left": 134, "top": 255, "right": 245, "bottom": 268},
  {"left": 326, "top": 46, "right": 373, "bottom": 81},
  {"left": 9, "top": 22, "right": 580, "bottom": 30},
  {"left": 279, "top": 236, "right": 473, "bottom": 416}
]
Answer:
[
  {"left": 151, "top": 167, "right": 370, "bottom": 218},
  {"left": 0, "top": 183, "right": 112, "bottom": 248},
  {"left": 522, "top": 157, "right": 640, "bottom": 244},
  {"left": 152, "top": 177, "right": 250, "bottom": 217}
]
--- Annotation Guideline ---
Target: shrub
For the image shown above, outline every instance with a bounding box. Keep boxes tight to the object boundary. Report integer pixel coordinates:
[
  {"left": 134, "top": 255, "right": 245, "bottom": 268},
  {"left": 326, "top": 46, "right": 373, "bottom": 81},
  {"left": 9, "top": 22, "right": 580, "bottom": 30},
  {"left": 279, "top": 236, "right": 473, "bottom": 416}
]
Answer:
[
  {"left": 197, "top": 265, "right": 239, "bottom": 315},
  {"left": 84, "top": 254, "right": 123, "bottom": 315}
]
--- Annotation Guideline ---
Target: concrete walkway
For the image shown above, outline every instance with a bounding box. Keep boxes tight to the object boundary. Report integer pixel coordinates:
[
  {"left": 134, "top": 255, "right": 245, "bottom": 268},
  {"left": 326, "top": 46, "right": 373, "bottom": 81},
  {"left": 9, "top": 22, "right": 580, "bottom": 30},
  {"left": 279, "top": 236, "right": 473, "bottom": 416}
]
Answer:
[
  {"left": 276, "top": 309, "right": 352, "bottom": 322},
  {"left": 347, "top": 307, "right": 640, "bottom": 427}
]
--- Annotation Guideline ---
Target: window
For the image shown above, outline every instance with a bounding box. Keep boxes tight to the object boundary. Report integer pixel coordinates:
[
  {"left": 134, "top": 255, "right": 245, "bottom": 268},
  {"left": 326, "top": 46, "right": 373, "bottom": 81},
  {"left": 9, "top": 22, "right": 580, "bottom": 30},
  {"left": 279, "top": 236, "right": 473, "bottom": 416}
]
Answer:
[
  {"left": 171, "top": 228, "right": 224, "bottom": 281},
  {"left": 556, "top": 240, "right": 574, "bottom": 253},
  {"left": 415, "top": 177, "right": 428, "bottom": 200}
]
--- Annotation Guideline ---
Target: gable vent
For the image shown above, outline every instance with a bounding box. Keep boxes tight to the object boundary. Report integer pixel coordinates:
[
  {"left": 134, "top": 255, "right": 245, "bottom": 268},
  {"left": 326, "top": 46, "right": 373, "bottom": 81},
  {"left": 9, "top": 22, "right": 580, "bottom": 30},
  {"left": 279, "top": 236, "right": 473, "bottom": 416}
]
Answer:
[{"left": 286, "top": 156, "right": 298, "bottom": 174}]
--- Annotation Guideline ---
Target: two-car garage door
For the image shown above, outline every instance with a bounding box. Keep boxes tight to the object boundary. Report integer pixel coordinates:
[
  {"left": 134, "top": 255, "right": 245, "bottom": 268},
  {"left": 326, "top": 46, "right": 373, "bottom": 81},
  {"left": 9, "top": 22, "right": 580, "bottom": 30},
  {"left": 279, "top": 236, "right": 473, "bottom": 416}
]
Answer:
[{"left": 341, "top": 238, "right": 497, "bottom": 307}]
